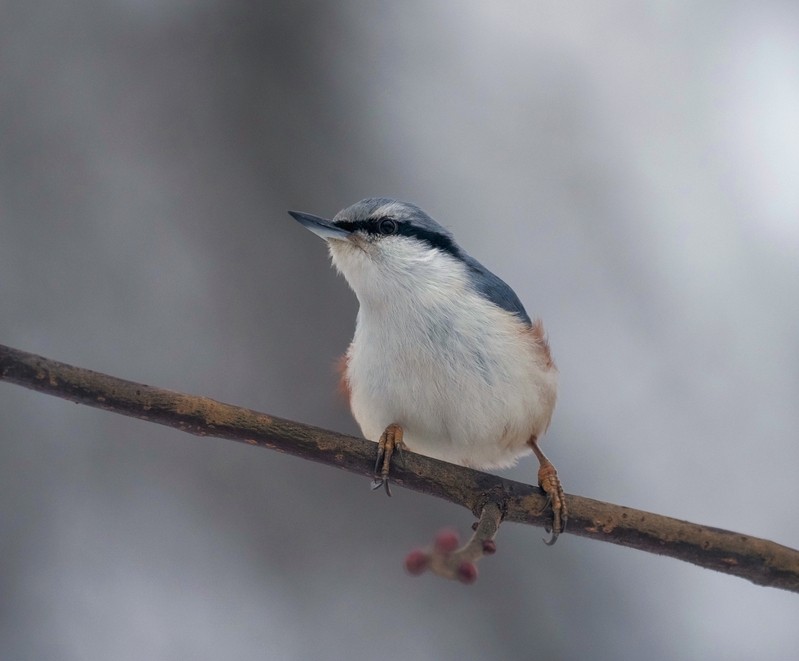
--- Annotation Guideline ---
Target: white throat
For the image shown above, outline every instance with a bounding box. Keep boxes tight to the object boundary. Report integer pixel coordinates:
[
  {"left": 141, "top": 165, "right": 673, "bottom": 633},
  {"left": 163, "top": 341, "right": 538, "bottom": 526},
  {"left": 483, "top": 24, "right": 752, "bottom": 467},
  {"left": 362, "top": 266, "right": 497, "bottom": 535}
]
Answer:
[{"left": 328, "top": 236, "right": 470, "bottom": 314}]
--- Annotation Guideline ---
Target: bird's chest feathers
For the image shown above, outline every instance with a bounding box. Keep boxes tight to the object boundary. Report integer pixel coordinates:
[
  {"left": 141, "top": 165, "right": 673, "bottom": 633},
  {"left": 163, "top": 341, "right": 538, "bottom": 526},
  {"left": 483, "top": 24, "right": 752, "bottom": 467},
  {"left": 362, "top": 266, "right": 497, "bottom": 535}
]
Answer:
[
  {"left": 347, "top": 284, "right": 535, "bottom": 412},
  {"left": 339, "top": 251, "right": 556, "bottom": 468}
]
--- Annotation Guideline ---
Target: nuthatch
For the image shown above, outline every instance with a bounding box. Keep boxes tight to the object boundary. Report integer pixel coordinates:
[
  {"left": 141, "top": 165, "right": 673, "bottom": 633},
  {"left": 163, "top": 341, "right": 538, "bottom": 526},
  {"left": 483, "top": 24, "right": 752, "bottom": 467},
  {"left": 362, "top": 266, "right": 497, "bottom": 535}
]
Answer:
[{"left": 289, "top": 198, "right": 566, "bottom": 541}]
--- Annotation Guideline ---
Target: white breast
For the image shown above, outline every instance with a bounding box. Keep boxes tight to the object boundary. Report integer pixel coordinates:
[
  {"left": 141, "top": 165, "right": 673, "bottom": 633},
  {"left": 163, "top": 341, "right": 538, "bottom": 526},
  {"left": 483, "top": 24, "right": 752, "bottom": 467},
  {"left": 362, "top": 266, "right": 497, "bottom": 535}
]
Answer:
[{"left": 334, "top": 242, "right": 557, "bottom": 469}]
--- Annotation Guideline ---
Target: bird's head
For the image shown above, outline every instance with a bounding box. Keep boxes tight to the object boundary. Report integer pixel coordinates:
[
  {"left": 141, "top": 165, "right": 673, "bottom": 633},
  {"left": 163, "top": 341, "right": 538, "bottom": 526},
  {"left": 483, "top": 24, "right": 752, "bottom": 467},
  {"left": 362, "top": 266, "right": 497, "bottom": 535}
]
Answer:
[
  {"left": 289, "top": 198, "right": 531, "bottom": 324},
  {"left": 289, "top": 198, "right": 465, "bottom": 302}
]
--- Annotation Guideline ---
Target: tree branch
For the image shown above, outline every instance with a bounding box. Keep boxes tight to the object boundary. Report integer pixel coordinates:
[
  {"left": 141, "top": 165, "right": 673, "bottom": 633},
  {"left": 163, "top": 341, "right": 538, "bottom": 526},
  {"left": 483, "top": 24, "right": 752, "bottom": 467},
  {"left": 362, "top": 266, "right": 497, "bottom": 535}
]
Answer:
[{"left": 1, "top": 343, "right": 798, "bottom": 593}]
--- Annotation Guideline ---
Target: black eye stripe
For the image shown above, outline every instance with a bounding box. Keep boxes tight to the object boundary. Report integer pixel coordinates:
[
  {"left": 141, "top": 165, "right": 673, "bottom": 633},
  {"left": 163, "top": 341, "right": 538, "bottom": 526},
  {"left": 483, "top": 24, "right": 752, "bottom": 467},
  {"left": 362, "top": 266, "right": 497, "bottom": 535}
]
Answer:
[
  {"left": 333, "top": 217, "right": 461, "bottom": 259},
  {"left": 396, "top": 224, "right": 459, "bottom": 257},
  {"left": 332, "top": 217, "right": 392, "bottom": 234},
  {"left": 332, "top": 219, "right": 377, "bottom": 233}
]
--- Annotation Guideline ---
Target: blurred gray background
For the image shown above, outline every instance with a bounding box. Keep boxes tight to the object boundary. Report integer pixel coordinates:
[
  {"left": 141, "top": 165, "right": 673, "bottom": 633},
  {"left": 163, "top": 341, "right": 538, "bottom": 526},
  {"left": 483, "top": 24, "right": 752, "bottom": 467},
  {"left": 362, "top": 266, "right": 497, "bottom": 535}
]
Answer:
[{"left": 2, "top": 2, "right": 799, "bottom": 659}]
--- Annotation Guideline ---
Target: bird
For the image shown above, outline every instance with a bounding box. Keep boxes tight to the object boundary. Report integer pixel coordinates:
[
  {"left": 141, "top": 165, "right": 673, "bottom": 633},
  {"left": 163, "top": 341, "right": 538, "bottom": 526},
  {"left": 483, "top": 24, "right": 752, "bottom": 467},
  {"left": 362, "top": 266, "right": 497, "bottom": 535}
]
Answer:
[{"left": 289, "top": 198, "right": 566, "bottom": 542}]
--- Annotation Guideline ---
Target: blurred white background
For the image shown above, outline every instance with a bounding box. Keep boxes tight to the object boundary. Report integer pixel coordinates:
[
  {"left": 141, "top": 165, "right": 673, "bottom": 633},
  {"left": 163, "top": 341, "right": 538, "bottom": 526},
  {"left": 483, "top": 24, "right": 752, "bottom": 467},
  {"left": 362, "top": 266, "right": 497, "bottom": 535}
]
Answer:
[{"left": 2, "top": 2, "right": 798, "bottom": 659}]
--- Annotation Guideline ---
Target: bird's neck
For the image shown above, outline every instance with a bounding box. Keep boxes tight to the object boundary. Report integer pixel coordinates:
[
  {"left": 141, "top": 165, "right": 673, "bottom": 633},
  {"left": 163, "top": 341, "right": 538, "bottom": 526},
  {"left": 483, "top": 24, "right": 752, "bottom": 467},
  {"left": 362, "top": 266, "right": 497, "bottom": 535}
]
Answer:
[{"left": 349, "top": 259, "right": 470, "bottom": 319}]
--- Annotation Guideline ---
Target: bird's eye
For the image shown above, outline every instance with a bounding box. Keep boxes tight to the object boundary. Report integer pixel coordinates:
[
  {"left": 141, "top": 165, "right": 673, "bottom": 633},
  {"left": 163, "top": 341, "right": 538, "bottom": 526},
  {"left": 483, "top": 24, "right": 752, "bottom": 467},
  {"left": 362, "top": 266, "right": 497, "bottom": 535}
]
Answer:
[{"left": 378, "top": 218, "right": 397, "bottom": 235}]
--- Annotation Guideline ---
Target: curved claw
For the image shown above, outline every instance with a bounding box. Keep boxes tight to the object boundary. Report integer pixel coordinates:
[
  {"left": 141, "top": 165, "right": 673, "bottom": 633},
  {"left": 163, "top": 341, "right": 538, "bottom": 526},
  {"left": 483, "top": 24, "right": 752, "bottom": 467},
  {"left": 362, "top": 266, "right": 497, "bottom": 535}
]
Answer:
[
  {"left": 373, "top": 423, "right": 405, "bottom": 497},
  {"left": 529, "top": 436, "right": 567, "bottom": 545},
  {"left": 539, "top": 500, "right": 560, "bottom": 545},
  {"left": 371, "top": 477, "right": 392, "bottom": 496},
  {"left": 373, "top": 447, "right": 385, "bottom": 476}
]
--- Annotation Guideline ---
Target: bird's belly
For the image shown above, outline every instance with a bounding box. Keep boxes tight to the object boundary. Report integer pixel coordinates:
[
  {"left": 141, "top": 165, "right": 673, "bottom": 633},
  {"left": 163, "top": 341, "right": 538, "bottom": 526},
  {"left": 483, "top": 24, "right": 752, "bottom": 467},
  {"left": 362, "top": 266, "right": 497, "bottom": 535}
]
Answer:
[{"left": 347, "top": 335, "right": 557, "bottom": 469}]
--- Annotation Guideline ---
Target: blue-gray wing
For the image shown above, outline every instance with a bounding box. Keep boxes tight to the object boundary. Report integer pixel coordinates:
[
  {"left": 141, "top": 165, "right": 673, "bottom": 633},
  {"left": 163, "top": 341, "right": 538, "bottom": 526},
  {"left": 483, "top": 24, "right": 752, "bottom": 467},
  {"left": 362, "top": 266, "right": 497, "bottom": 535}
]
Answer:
[{"left": 462, "top": 254, "right": 532, "bottom": 326}]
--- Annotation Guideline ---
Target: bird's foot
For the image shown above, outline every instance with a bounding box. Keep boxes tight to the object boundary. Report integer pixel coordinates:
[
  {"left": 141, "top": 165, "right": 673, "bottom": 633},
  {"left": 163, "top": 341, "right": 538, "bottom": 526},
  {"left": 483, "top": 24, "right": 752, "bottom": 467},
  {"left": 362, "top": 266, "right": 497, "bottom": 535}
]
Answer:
[
  {"left": 537, "top": 461, "right": 567, "bottom": 545},
  {"left": 372, "top": 423, "right": 406, "bottom": 496},
  {"left": 528, "top": 435, "right": 567, "bottom": 545}
]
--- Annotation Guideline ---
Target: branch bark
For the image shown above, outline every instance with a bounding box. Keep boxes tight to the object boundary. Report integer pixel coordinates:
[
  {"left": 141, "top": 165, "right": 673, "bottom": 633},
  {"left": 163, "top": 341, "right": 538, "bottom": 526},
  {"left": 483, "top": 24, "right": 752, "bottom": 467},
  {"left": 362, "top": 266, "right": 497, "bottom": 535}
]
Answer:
[{"left": 1, "top": 343, "right": 798, "bottom": 593}]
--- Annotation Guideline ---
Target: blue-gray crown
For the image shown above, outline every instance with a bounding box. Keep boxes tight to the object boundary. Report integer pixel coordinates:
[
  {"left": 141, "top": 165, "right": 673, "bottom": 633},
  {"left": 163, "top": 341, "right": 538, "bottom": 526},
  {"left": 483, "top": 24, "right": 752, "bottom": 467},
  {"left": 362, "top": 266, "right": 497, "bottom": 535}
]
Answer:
[{"left": 333, "top": 198, "right": 532, "bottom": 326}]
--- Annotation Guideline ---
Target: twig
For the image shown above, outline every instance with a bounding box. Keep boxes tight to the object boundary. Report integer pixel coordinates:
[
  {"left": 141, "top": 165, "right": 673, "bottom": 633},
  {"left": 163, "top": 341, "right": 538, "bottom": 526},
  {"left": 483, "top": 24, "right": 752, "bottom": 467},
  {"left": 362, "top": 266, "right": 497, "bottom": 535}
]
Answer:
[
  {"left": 405, "top": 500, "right": 504, "bottom": 583},
  {"left": 1, "top": 343, "right": 798, "bottom": 593}
]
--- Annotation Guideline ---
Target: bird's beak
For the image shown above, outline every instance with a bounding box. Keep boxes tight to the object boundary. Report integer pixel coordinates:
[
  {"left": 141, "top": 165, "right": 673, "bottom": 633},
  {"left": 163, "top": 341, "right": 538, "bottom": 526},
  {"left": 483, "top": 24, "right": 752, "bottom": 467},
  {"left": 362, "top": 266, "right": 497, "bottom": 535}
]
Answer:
[{"left": 288, "top": 210, "right": 352, "bottom": 241}]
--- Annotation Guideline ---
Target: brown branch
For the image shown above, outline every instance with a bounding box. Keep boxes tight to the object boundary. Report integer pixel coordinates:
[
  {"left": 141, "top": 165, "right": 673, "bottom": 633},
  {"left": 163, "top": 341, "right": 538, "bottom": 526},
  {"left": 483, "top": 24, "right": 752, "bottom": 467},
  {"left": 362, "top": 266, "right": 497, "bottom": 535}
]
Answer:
[{"left": 1, "top": 342, "right": 798, "bottom": 594}]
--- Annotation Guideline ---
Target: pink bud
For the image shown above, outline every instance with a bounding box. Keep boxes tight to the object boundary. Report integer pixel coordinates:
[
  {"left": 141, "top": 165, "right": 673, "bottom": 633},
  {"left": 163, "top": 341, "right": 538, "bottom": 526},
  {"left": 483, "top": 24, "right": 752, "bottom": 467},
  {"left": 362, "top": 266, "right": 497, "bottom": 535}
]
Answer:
[
  {"left": 457, "top": 561, "right": 478, "bottom": 584},
  {"left": 481, "top": 539, "right": 497, "bottom": 555},
  {"left": 434, "top": 529, "right": 460, "bottom": 554},
  {"left": 404, "top": 550, "right": 429, "bottom": 576}
]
